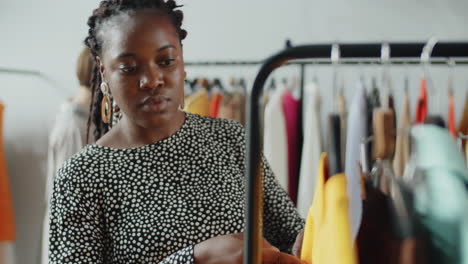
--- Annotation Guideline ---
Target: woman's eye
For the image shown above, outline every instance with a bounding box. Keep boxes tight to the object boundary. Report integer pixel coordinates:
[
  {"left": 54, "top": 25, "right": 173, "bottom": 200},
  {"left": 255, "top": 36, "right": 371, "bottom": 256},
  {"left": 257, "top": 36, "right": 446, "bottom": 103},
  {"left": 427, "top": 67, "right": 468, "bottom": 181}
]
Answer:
[
  {"left": 120, "top": 66, "right": 137, "bottom": 73},
  {"left": 159, "top": 59, "right": 175, "bottom": 67}
]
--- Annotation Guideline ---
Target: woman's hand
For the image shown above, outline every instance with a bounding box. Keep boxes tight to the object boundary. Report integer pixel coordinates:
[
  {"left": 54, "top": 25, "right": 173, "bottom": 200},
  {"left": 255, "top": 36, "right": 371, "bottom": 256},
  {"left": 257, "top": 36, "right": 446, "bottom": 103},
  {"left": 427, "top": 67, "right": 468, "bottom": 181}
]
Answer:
[
  {"left": 292, "top": 229, "right": 304, "bottom": 257},
  {"left": 194, "top": 233, "right": 306, "bottom": 264}
]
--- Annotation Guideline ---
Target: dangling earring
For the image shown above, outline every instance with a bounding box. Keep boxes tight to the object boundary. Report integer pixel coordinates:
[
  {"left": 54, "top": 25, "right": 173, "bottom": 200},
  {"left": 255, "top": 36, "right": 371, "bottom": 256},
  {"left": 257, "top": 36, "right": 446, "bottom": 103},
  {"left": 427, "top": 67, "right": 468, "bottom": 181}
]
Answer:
[
  {"left": 178, "top": 97, "right": 185, "bottom": 111},
  {"left": 100, "top": 82, "right": 112, "bottom": 124}
]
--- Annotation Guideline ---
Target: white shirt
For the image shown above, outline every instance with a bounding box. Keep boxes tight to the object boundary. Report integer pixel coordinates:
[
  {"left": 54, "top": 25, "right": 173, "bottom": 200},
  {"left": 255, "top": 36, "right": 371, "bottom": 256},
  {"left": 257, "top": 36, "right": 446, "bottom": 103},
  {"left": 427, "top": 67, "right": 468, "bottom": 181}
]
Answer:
[
  {"left": 345, "top": 80, "right": 367, "bottom": 241},
  {"left": 264, "top": 86, "right": 289, "bottom": 191},
  {"left": 297, "top": 82, "right": 323, "bottom": 218}
]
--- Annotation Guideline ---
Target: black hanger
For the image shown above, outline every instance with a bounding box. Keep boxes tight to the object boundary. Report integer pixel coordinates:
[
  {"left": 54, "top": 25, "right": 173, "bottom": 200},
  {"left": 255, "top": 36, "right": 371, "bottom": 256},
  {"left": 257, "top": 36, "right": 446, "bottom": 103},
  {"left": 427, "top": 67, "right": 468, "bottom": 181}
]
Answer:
[
  {"left": 189, "top": 78, "right": 199, "bottom": 91},
  {"left": 327, "top": 114, "right": 343, "bottom": 176},
  {"left": 238, "top": 78, "right": 247, "bottom": 93},
  {"left": 268, "top": 78, "right": 277, "bottom": 91},
  {"left": 211, "top": 78, "right": 225, "bottom": 92}
]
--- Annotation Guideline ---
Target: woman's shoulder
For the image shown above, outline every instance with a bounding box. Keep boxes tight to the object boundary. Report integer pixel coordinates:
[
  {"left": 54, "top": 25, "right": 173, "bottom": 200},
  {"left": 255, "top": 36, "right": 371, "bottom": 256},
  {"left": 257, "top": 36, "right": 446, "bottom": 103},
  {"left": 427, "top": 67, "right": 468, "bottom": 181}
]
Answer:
[
  {"left": 187, "top": 113, "right": 245, "bottom": 139},
  {"left": 55, "top": 145, "right": 109, "bottom": 184}
]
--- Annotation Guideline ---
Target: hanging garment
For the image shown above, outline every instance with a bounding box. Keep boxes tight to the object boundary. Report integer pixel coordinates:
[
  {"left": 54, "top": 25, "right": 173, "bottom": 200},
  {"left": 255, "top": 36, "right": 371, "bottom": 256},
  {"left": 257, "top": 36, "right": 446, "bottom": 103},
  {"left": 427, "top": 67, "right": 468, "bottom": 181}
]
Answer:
[
  {"left": 458, "top": 94, "right": 468, "bottom": 155},
  {"left": 393, "top": 92, "right": 412, "bottom": 178},
  {"left": 448, "top": 92, "right": 457, "bottom": 138},
  {"left": 209, "top": 92, "right": 223, "bottom": 118},
  {"left": 297, "top": 82, "right": 322, "bottom": 218},
  {"left": 344, "top": 80, "right": 367, "bottom": 241},
  {"left": 406, "top": 125, "right": 468, "bottom": 264},
  {"left": 415, "top": 79, "right": 428, "bottom": 124},
  {"left": 337, "top": 90, "right": 347, "bottom": 170},
  {"left": 41, "top": 100, "right": 92, "bottom": 264},
  {"left": 357, "top": 181, "right": 427, "bottom": 264},
  {"left": 218, "top": 92, "right": 246, "bottom": 125},
  {"left": 184, "top": 88, "right": 210, "bottom": 117},
  {"left": 366, "top": 84, "right": 381, "bottom": 165},
  {"left": 282, "top": 90, "right": 301, "bottom": 204},
  {"left": 264, "top": 86, "right": 289, "bottom": 191},
  {"left": 0, "top": 103, "right": 15, "bottom": 264},
  {"left": 301, "top": 153, "right": 357, "bottom": 264}
]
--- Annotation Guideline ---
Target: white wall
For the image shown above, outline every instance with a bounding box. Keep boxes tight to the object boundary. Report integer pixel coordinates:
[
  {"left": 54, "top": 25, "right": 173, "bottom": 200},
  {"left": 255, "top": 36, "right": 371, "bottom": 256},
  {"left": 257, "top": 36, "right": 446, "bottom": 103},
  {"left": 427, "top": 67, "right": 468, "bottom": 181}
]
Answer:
[{"left": 0, "top": 1, "right": 467, "bottom": 264}]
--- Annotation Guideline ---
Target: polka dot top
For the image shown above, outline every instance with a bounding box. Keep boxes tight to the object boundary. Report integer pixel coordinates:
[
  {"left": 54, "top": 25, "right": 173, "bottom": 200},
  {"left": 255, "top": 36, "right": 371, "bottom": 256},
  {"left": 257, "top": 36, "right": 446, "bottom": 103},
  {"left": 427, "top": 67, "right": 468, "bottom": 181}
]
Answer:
[{"left": 48, "top": 113, "right": 304, "bottom": 264}]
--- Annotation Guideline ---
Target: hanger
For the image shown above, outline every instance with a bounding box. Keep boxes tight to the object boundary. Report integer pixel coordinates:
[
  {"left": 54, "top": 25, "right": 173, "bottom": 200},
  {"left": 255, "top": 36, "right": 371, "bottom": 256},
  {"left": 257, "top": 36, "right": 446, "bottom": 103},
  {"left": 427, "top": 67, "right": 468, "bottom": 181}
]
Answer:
[
  {"left": 238, "top": 78, "right": 247, "bottom": 94},
  {"left": 211, "top": 78, "right": 225, "bottom": 93},
  {"left": 370, "top": 43, "right": 397, "bottom": 194},
  {"left": 421, "top": 38, "right": 446, "bottom": 127},
  {"left": 268, "top": 77, "right": 277, "bottom": 92},
  {"left": 327, "top": 43, "right": 343, "bottom": 176}
]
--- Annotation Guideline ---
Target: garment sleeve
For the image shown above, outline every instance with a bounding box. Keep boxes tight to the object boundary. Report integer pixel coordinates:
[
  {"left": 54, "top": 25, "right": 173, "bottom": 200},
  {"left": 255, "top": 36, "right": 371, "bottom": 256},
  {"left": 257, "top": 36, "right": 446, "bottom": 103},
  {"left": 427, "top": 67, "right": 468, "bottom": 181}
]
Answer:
[
  {"left": 158, "top": 245, "right": 194, "bottom": 264},
  {"left": 48, "top": 165, "right": 107, "bottom": 264},
  {"left": 261, "top": 154, "right": 305, "bottom": 253}
]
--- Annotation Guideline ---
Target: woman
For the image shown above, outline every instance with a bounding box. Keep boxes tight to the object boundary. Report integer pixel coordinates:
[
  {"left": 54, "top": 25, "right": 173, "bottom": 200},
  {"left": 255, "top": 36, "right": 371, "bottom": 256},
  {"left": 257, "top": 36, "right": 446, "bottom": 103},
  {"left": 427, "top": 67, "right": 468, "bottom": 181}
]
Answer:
[{"left": 48, "top": 1, "right": 305, "bottom": 263}]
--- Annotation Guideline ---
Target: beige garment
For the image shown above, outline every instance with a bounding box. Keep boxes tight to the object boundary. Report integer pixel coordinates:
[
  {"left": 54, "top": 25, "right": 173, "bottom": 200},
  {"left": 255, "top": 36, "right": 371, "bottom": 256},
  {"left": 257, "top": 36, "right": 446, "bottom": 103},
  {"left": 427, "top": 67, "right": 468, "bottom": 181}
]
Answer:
[
  {"left": 393, "top": 93, "right": 411, "bottom": 177},
  {"left": 337, "top": 90, "right": 347, "bottom": 170},
  {"left": 218, "top": 93, "right": 246, "bottom": 125}
]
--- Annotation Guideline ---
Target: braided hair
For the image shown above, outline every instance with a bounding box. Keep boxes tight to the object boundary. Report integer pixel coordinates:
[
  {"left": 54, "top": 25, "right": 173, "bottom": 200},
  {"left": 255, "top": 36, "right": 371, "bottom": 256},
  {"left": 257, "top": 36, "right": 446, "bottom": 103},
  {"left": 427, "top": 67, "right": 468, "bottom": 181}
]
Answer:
[{"left": 84, "top": 0, "right": 187, "bottom": 143}]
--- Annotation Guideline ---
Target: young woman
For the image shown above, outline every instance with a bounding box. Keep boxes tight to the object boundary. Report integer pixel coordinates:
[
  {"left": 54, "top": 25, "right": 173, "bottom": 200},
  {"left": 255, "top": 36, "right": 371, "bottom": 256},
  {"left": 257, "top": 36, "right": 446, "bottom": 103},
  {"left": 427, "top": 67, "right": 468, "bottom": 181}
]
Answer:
[{"left": 48, "top": 1, "right": 305, "bottom": 263}]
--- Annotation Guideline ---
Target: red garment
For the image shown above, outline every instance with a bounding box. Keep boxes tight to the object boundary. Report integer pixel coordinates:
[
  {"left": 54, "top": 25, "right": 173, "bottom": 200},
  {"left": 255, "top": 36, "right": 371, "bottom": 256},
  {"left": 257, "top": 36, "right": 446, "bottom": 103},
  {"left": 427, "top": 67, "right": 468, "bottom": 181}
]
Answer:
[
  {"left": 209, "top": 93, "right": 223, "bottom": 118},
  {"left": 281, "top": 91, "right": 301, "bottom": 205},
  {"left": 448, "top": 93, "right": 457, "bottom": 138},
  {"left": 415, "top": 79, "right": 428, "bottom": 124}
]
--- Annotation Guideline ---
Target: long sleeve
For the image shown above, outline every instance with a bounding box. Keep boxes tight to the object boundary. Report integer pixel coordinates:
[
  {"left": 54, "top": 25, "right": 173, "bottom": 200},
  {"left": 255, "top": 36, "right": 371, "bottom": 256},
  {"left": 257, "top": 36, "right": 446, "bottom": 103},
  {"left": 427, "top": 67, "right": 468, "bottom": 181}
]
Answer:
[
  {"left": 158, "top": 245, "right": 194, "bottom": 264},
  {"left": 234, "top": 117, "right": 304, "bottom": 253},
  {"left": 48, "top": 166, "right": 107, "bottom": 264},
  {"left": 262, "top": 155, "right": 305, "bottom": 253}
]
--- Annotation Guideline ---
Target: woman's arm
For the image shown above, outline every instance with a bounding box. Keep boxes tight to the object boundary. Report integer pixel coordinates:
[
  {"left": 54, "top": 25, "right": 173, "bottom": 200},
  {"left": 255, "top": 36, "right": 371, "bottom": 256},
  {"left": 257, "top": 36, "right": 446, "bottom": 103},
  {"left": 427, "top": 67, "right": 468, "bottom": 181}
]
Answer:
[
  {"left": 261, "top": 154, "right": 305, "bottom": 253},
  {"left": 48, "top": 165, "right": 107, "bottom": 263}
]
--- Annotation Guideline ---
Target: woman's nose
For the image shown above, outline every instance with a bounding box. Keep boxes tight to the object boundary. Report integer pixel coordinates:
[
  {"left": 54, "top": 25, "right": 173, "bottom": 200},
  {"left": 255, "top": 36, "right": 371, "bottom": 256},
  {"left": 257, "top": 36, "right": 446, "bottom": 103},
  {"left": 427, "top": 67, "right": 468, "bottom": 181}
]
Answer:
[{"left": 139, "top": 67, "right": 164, "bottom": 90}]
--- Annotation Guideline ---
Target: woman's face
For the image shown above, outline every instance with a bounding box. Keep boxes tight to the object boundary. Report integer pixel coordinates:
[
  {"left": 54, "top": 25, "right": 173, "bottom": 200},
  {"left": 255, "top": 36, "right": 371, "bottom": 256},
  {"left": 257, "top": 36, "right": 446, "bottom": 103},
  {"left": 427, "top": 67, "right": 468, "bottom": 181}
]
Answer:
[{"left": 97, "top": 9, "right": 186, "bottom": 128}]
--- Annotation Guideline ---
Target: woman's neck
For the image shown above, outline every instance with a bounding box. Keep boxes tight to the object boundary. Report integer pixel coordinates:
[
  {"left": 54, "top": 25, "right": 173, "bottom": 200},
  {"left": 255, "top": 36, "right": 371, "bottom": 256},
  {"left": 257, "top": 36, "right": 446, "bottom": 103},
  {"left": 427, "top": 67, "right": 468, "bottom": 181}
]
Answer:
[{"left": 105, "top": 111, "right": 186, "bottom": 149}]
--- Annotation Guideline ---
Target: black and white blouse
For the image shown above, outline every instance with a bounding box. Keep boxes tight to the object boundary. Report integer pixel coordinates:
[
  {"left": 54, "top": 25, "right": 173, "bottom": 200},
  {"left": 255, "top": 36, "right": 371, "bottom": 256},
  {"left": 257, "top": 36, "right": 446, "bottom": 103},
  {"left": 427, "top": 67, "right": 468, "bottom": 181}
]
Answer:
[{"left": 48, "top": 113, "right": 304, "bottom": 264}]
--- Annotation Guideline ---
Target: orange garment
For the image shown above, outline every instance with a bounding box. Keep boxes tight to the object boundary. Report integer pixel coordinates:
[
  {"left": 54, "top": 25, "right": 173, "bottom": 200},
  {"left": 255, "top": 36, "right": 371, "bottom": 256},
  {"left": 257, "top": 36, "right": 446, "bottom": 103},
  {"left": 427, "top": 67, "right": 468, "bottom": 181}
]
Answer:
[
  {"left": 0, "top": 103, "right": 15, "bottom": 241},
  {"left": 209, "top": 93, "right": 223, "bottom": 118},
  {"left": 415, "top": 79, "right": 428, "bottom": 124},
  {"left": 448, "top": 93, "right": 457, "bottom": 138}
]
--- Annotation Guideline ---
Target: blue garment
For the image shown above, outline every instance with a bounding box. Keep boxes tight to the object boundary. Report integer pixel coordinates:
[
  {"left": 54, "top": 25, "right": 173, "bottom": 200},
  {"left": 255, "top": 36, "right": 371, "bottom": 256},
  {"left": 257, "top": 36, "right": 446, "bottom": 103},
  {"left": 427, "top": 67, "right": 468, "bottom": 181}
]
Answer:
[{"left": 406, "top": 125, "right": 468, "bottom": 264}]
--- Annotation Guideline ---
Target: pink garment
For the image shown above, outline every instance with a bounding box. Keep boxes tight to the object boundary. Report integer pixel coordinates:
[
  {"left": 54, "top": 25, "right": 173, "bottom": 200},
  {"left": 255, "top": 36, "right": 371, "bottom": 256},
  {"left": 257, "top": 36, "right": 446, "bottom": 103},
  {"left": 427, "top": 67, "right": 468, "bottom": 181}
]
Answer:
[{"left": 282, "top": 90, "right": 301, "bottom": 205}]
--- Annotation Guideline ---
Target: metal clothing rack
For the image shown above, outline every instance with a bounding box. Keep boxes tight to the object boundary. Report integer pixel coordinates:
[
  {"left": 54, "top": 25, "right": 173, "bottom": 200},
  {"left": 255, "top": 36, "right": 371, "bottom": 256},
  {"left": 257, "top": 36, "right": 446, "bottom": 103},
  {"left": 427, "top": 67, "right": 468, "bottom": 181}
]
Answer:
[
  {"left": 0, "top": 67, "right": 63, "bottom": 94},
  {"left": 243, "top": 41, "right": 468, "bottom": 264},
  {"left": 187, "top": 42, "right": 468, "bottom": 263}
]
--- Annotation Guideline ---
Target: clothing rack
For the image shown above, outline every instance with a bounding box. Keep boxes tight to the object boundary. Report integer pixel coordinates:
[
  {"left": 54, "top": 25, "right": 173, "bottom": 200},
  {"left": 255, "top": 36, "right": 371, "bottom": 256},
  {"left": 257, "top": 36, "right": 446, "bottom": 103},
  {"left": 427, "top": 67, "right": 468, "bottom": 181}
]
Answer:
[
  {"left": 0, "top": 67, "right": 63, "bottom": 94},
  {"left": 242, "top": 41, "right": 468, "bottom": 264}
]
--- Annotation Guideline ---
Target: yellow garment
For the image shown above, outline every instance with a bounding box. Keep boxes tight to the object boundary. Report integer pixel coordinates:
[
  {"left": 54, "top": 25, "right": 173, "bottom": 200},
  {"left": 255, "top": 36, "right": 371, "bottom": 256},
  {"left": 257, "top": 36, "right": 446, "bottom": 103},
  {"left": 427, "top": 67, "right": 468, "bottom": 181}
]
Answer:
[
  {"left": 301, "top": 153, "right": 357, "bottom": 264},
  {"left": 184, "top": 88, "right": 210, "bottom": 116}
]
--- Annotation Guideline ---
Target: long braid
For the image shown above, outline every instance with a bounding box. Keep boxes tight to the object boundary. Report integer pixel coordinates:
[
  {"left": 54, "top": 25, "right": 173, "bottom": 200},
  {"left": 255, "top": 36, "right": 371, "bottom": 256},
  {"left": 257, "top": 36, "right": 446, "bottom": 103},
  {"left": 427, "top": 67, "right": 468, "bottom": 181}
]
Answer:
[{"left": 84, "top": 0, "right": 187, "bottom": 141}]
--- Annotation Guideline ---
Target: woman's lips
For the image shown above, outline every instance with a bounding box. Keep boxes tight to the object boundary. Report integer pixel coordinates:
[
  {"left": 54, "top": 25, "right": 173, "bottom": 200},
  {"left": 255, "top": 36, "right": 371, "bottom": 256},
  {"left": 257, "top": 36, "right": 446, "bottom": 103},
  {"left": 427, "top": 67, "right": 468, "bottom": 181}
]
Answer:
[{"left": 140, "top": 95, "right": 169, "bottom": 113}]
